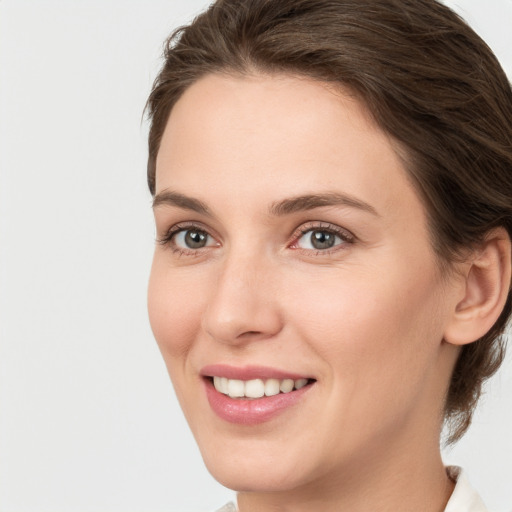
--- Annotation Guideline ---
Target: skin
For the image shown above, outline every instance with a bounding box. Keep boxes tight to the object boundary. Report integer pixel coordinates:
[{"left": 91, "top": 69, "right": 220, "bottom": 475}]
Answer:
[{"left": 148, "top": 72, "right": 479, "bottom": 512}]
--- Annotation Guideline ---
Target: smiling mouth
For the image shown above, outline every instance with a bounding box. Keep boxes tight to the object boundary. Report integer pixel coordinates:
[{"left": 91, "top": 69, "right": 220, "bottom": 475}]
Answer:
[
  {"left": 203, "top": 370, "right": 316, "bottom": 424},
  {"left": 209, "top": 376, "right": 315, "bottom": 399}
]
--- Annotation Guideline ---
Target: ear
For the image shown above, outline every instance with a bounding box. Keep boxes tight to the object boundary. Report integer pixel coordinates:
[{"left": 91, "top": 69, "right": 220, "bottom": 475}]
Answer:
[{"left": 443, "top": 227, "right": 511, "bottom": 346}]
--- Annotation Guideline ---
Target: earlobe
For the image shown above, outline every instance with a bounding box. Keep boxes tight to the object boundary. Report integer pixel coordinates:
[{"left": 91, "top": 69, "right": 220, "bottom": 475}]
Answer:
[{"left": 444, "top": 228, "right": 511, "bottom": 346}]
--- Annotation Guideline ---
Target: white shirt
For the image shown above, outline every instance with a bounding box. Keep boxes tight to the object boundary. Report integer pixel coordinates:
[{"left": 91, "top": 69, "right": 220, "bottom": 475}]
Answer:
[
  {"left": 444, "top": 466, "right": 488, "bottom": 512},
  {"left": 214, "top": 466, "right": 488, "bottom": 512}
]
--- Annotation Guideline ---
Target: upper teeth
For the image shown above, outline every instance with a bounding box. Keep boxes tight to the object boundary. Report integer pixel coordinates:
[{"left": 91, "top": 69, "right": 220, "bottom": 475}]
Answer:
[{"left": 213, "top": 377, "right": 309, "bottom": 398}]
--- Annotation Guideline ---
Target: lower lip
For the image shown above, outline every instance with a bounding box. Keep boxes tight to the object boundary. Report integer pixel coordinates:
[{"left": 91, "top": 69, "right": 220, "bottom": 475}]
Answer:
[{"left": 204, "top": 378, "right": 313, "bottom": 425}]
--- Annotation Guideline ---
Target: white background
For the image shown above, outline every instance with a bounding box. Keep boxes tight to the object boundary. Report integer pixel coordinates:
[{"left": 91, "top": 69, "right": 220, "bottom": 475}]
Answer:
[{"left": 0, "top": 1, "right": 511, "bottom": 511}]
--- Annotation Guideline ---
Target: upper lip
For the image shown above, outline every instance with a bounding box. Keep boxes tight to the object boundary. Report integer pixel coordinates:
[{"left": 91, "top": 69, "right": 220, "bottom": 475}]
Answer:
[{"left": 200, "top": 364, "right": 313, "bottom": 381}]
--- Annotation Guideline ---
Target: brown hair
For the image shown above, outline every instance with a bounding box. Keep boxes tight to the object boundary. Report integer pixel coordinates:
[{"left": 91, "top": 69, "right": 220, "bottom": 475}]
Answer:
[{"left": 145, "top": 0, "right": 512, "bottom": 444}]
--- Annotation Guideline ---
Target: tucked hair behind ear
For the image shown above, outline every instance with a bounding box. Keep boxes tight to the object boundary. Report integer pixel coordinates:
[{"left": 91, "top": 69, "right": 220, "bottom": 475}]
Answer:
[{"left": 145, "top": 0, "right": 512, "bottom": 443}]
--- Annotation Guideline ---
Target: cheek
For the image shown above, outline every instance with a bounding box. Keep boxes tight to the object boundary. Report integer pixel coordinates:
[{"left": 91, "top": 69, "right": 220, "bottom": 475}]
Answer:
[
  {"left": 285, "top": 263, "right": 445, "bottom": 388},
  {"left": 147, "top": 257, "right": 207, "bottom": 364},
  {"left": 284, "top": 266, "right": 447, "bottom": 449}
]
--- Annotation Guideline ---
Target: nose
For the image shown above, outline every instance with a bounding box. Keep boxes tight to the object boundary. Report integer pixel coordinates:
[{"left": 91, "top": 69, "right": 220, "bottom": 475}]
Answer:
[{"left": 201, "top": 251, "right": 284, "bottom": 345}]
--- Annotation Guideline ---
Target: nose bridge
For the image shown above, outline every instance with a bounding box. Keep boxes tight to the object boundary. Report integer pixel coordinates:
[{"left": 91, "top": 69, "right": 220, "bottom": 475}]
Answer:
[{"left": 202, "top": 245, "right": 282, "bottom": 344}]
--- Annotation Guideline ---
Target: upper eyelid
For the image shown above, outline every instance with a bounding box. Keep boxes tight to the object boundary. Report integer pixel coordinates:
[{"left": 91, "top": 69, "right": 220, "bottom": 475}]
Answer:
[
  {"left": 292, "top": 221, "right": 355, "bottom": 241},
  {"left": 161, "top": 221, "right": 214, "bottom": 237}
]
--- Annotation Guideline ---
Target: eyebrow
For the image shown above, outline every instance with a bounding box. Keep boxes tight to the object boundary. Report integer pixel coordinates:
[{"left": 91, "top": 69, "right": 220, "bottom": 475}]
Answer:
[
  {"left": 153, "top": 190, "right": 379, "bottom": 217},
  {"left": 152, "top": 190, "right": 212, "bottom": 216},
  {"left": 269, "top": 192, "right": 379, "bottom": 217}
]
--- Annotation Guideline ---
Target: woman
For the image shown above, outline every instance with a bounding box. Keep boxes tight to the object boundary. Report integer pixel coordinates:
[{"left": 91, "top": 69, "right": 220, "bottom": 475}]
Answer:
[{"left": 145, "top": 0, "right": 512, "bottom": 510}]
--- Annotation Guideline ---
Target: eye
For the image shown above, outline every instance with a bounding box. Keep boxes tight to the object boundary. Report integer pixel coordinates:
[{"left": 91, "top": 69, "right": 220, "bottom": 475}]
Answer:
[
  {"left": 157, "top": 223, "right": 219, "bottom": 255},
  {"left": 297, "top": 229, "right": 341, "bottom": 250},
  {"left": 174, "top": 228, "right": 215, "bottom": 249},
  {"left": 291, "top": 223, "right": 354, "bottom": 253}
]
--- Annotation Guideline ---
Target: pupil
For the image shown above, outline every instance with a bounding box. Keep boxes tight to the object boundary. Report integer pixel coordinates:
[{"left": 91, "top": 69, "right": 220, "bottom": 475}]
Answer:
[
  {"left": 185, "top": 230, "right": 207, "bottom": 248},
  {"left": 311, "top": 230, "right": 335, "bottom": 249}
]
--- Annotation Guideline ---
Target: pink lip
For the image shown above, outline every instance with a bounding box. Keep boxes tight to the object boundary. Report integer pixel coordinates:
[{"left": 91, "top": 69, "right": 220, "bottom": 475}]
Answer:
[
  {"left": 200, "top": 364, "right": 311, "bottom": 381},
  {"left": 201, "top": 365, "right": 315, "bottom": 425}
]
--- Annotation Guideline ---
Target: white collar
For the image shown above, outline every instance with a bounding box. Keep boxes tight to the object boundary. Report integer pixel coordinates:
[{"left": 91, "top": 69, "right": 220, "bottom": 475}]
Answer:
[{"left": 444, "top": 466, "right": 489, "bottom": 512}]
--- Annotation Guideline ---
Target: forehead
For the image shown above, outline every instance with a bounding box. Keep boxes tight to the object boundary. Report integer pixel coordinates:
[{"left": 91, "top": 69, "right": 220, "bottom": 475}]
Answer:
[
  {"left": 159, "top": 72, "right": 379, "bottom": 159},
  {"left": 155, "top": 72, "right": 423, "bottom": 227}
]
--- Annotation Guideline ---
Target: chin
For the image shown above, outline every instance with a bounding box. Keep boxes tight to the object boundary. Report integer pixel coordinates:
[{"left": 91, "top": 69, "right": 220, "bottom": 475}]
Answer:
[
  {"left": 205, "top": 458, "right": 308, "bottom": 493},
  {"left": 198, "top": 437, "right": 314, "bottom": 493}
]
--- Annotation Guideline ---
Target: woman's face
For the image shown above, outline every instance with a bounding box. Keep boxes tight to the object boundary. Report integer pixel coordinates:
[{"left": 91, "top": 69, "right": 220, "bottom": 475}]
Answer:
[{"left": 148, "top": 73, "right": 461, "bottom": 493}]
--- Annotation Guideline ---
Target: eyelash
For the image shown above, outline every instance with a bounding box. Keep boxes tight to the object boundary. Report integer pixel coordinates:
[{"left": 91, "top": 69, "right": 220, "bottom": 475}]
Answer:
[{"left": 157, "top": 221, "right": 355, "bottom": 257}]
